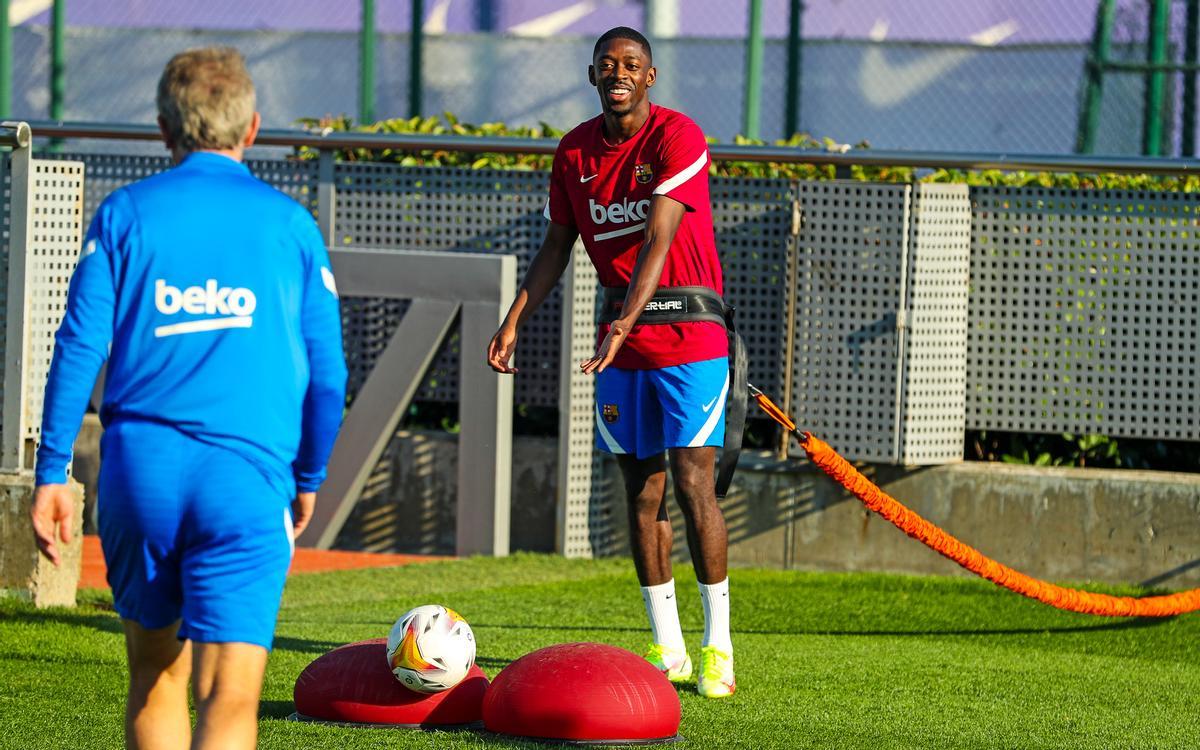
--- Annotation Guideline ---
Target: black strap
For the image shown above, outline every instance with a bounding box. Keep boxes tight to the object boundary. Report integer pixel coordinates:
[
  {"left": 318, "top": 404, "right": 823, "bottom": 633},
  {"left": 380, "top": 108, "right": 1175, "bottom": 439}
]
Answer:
[
  {"left": 600, "top": 286, "right": 728, "bottom": 327},
  {"left": 599, "top": 286, "right": 747, "bottom": 499},
  {"left": 716, "top": 307, "right": 747, "bottom": 499}
]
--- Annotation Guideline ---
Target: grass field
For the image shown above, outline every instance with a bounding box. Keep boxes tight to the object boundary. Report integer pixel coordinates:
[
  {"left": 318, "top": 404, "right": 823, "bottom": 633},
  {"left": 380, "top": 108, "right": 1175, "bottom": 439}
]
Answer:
[{"left": 2, "top": 554, "right": 1199, "bottom": 749}]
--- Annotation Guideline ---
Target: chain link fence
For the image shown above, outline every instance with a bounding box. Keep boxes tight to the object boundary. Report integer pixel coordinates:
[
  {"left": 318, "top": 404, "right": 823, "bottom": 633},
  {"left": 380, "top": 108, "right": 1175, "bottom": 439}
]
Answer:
[{"left": 7, "top": 1, "right": 1199, "bottom": 156}]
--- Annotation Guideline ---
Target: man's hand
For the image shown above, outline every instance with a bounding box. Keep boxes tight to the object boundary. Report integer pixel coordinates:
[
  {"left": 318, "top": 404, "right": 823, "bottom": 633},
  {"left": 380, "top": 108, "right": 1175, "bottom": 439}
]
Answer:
[
  {"left": 31, "top": 484, "right": 75, "bottom": 567},
  {"left": 487, "top": 324, "right": 519, "bottom": 374},
  {"left": 292, "top": 492, "right": 316, "bottom": 539},
  {"left": 581, "top": 319, "right": 633, "bottom": 375}
]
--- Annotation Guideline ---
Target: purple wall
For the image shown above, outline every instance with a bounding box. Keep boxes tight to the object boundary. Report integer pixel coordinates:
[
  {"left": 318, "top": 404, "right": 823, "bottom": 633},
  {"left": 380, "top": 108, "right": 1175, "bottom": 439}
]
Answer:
[{"left": 18, "top": 0, "right": 1102, "bottom": 42}]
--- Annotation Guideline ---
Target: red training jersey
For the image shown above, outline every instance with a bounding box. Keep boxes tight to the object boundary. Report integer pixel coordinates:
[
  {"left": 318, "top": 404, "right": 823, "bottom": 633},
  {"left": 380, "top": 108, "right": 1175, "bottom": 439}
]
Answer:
[{"left": 545, "top": 104, "right": 727, "bottom": 370}]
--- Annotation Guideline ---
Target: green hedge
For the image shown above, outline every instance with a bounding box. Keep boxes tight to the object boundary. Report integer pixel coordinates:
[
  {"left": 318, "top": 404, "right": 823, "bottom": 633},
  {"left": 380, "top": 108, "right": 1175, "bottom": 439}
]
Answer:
[{"left": 296, "top": 113, "right": 1200, "bottom": 191}]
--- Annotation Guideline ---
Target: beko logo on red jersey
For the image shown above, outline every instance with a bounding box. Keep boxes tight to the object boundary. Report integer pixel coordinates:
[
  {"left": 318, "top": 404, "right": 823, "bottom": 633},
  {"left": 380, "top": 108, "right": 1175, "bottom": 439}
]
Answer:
[
  {"left": 153, "top": 279, "right": 257, "bottom": 338},
  {"left": 589, "top": 197, "right": 651, "bottom": 225}
]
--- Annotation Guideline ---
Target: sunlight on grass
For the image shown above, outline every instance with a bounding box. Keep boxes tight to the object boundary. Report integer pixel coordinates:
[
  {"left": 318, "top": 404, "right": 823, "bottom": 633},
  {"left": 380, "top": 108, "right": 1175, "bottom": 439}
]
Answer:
[{"left": 3, "top": 554, "right": 1199, "bottom": 749}]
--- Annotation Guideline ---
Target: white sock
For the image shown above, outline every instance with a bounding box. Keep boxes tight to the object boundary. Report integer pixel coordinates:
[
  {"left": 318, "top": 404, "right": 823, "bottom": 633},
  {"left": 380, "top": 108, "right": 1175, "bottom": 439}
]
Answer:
[
  {"left": 697, "top": 578, "right": 732, "bottom": 653},
  {"left": 640, "top": 579, "right": 686, "bottom": 651}
]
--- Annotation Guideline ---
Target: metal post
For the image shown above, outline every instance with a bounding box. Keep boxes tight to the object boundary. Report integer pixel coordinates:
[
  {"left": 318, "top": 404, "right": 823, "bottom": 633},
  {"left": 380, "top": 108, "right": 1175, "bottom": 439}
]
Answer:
[
  {"left": 0, "top": 0, "right": 11, "bottom": 118},
  {"left": 556, "top": 240, "right": 602, "bottom": 557},
  {"left": 2, "top": 122, "right": 33, "bottom": 471},
  {"left": 784, "top": 0, "right": 803, "bottom": 137},
  {"left": 1076, "top": 0, "right": 1115, "bottom": 154},
  {"left": 646, "top": 0, "right": 679, "bottom": 109},
  {"left": 359, "top": 0, "right": 375, "bottom": 124},
  {"left": 477, "top": 0, "right": 496, "bottom": 32},
  {"left": 1185, "top": 0, "right": 1199, "bottom": 156},
  {"left": 409, "top": 0, "right": 424, "bottom": 118},
  {"left": 646, "top": 0, "right": 679, "bottom": 37},
  {"left": 458, "top": 288, "right": 516, "bottom": 557},
  {"left": 742, "top": 0, "right": 764, "bottom": 139},
  {"left": 316, "top": 148, "right": 337, "bottom": 246},
  {"left": 1144, "top": 0, "right": 1170, "bottom": 156},
  {"left": 50, "top": 0, "right": 64, "bottom": 119}
]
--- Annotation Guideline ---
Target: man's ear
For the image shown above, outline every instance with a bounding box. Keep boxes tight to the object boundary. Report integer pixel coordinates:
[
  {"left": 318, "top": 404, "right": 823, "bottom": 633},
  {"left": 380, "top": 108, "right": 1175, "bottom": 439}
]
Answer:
[
  {"left": 588, "top": 64, "right": 596, "bottom": 86},
  {"left": 243, "top": 112, "right": 261, "bottom": 148},
  {"left": 646, "top": 66, "right": 656, "bottom": 89},
  {"left": 156, "top": 115, "right": 175, "bottom": 151}
]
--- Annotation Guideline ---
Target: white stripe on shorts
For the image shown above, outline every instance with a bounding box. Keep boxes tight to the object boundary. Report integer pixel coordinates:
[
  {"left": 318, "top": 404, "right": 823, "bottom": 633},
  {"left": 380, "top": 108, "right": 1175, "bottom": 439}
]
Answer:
[
  {"left": 284, "top": 507, "right": 295, "bottom": 558},
  {"left": 686, "top": 370, "right": 730, "bottom": 447}
]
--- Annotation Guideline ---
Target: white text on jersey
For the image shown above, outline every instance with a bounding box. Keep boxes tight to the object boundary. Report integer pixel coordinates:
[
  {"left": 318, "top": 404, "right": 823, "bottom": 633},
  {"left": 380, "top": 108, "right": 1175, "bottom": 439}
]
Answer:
[
  {"left": 154, "top": 279, "right": 257, "bottom": 338},
  {"left": 589, "top": 197, "right": 651, "bottom": 242}
]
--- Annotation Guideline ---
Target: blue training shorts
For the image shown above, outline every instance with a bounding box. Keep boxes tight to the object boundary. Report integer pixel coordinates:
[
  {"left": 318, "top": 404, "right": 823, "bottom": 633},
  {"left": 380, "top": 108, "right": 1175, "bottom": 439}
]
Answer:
[
  {"left": 594, "top": 357, "right": 729, "bottom": 459},
  {"left": 97, "top": 420, "right": 294, "bottom": 649}
]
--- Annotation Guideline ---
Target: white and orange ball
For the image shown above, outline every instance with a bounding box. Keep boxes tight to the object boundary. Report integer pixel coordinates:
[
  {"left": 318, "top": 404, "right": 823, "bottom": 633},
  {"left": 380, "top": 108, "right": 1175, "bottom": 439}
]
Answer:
[{"left": 385, "top": 605, "right": 477, "bottom": 694}]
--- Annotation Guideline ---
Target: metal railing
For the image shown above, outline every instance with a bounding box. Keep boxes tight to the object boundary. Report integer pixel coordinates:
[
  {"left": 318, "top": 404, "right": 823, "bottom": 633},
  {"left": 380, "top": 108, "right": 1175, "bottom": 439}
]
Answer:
[
  {"left": 25, "top": 120, "right": 1200, "bottom": 175},
  {"left": 0, "top": 121, "right": 30, "bottom": 148}
]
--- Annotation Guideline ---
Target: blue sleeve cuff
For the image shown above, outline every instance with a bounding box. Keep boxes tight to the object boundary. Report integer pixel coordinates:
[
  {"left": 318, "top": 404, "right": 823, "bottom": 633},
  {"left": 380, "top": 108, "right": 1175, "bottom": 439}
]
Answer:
[
  {"left": 34, "top": 462, "right": 69, "bottom": 487},
  {"left": 294, "top": 468, "right": 327, "bottom": 493}
]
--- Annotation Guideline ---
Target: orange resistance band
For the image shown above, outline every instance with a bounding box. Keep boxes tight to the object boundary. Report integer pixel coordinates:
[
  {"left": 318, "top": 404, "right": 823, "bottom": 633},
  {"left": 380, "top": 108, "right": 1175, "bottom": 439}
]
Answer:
[{"left": 751, "top": 389, "right": 1200, "bottom": 617}]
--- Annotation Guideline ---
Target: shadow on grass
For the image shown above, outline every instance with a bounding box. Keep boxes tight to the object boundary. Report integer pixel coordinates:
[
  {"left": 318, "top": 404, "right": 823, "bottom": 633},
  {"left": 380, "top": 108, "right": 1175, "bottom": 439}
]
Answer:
[
  {"left": 470, "top": 617, "right": 1175, "bottom": 638},
  {"left": 3, "top": 607, "right": 124, "bottom": 635},
  {"left": 271, "top": 636, "right": 349, "bottom": 655},
  {"left": 259, "top": 700, "right": 295, "bottom": 720}
]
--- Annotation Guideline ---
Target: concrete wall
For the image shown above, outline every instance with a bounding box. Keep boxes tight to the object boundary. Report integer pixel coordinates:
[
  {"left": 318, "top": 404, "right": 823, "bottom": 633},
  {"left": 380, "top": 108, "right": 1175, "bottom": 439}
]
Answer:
[
  {"left": 709, "top": 456, "right": 1200, "bottom": 588},
  {"left": 0, "top": 474, "right": 85, "bottom": 607},
  {"left": 69, "top": 420, "right": 1200, "bottom": 587}
]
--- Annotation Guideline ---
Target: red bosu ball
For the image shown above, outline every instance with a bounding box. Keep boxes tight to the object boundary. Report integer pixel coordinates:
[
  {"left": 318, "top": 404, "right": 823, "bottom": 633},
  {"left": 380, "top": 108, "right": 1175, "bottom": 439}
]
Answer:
[
  {"left": 293, "top": 638, "right": 488, "bottom": 727},
  {"left": 483, "top": 642, "right": 682, "bottom": 744}
]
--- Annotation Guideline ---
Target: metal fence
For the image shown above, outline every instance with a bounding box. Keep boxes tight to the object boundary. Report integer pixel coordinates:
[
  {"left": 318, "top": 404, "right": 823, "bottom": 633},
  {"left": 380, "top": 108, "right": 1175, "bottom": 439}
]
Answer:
[
  {"left": 7, "top": 120, "right": 1200, "bottom": 556},
  {"left": 7, "top": 1, "right": 1200, "bottom": 155}
]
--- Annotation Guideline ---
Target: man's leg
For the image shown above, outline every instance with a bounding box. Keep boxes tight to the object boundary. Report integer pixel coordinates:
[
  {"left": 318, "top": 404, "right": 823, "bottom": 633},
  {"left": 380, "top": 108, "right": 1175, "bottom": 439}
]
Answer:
[
  {"left": 668, "top": 447, "right": 727, "bottom": 585},
  {"left": 191, "top": 642, "right": 269, "bottom": 750},
  {"left": 619, "top": 453, "right": 671, "bottom": 586},
  {"left": 123, "top": 619, "right": 192, "bottom": 750},
  {"left": 619, "top": 453, "right": 692, "bottom": 681},
  {"left": 670, "top": 446, "right": 735, "bottom": 698}
]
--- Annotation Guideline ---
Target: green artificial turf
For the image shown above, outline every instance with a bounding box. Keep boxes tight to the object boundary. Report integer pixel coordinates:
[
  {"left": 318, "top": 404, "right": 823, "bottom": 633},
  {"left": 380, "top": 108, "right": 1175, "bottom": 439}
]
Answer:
[{"left": 2, "top": 554, "right": 1198, "bottom": 749}]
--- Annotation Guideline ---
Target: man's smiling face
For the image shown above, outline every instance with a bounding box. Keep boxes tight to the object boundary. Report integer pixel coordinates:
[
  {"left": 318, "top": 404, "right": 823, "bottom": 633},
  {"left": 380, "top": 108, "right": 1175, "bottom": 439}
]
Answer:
[{"left": 589, "top": 37, "right": 655, "bottom": 118}]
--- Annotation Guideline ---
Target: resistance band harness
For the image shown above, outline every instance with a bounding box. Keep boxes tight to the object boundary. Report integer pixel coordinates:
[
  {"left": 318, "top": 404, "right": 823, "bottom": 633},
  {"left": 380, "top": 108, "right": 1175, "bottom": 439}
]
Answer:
[{"left": 600, "top": 286, "right": 748, "bottom": 498}]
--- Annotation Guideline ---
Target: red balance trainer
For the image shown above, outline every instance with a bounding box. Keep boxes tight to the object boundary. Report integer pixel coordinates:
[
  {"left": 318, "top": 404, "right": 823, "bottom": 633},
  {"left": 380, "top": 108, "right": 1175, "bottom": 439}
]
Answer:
[
  {"left": 483, "top": 642, "right": 682, "bottom": 744},
  {"left": 293, "top": 638, "right": 488, "bottom": 727}
]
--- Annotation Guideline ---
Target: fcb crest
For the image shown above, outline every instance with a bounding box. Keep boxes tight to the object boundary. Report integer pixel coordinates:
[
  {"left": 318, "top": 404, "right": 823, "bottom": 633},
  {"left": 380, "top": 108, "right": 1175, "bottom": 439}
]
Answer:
[
  {"left": 602, "top": 404, "right": 620, "bottom": 424},
  {"left": 634, "top": 163, "right": 654, "bottom": 184}
]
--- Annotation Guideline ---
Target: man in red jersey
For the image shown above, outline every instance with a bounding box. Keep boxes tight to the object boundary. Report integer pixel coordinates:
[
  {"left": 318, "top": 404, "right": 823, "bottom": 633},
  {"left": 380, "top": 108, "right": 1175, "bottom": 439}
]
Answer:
[{"left": 487, "top": 26, "right": 735, "bottom": 698}]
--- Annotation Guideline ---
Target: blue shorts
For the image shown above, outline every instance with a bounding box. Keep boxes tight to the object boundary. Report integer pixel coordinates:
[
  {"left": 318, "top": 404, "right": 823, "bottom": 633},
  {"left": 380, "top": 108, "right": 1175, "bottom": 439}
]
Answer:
[
  {"left": 97, "top": 420, "right": 294, "bottom": 649},
  {"left": 594, "top": 357, "right": 729, "bottom": 459}
]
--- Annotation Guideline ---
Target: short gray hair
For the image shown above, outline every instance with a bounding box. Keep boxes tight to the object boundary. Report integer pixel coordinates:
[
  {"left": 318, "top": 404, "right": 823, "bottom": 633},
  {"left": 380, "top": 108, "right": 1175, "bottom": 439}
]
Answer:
[{"left": 156, "top": 47, "right": 256, "bottom": 153}]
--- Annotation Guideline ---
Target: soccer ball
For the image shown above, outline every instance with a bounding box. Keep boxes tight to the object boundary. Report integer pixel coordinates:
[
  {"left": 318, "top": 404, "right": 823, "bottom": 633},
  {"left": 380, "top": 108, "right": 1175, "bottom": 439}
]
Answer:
[{"left": 385, "top": 604, "right": 476, "bottom": 693}]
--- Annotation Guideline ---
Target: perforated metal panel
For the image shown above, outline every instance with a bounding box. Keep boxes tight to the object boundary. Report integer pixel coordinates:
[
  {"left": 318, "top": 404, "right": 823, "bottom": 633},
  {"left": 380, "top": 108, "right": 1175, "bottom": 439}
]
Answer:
[
  {"left": 332, "top": 162, "right": 557, "bottom": 406},
  {"left": 556, "top": 247, "right": 619, "bottom": 558},
  {"left": 790, "top": 181, "right": 910, "bottom": 461},
  {"left": 24, "top": 161, "right": 86, "bottom": 441},
  {"left": 711, "top": 176, "right": 794, "bottom": 398},
  {"left": 967, "top": 186, "right": 1200, "bottom": 439},
  {"left": 44, "top": 153, "right": 319, "bottom": 225},
  {"left": 897, "top": 183, "right": 971, "bottom": 463},
  {"left": 0, "top": 158, "right": 10, "bottom": 426}
]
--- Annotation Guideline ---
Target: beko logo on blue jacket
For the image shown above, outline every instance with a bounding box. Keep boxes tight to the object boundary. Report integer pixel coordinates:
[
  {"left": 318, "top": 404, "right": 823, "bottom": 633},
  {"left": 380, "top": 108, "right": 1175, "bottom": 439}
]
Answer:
[{"left": 154, "top": 278, "right": 257, "bottom": 338}]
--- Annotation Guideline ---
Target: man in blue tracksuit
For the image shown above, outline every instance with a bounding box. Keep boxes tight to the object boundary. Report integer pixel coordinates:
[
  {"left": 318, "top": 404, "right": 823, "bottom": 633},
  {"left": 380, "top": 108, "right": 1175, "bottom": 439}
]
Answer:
[{"left": 29, "top": 47, "right": 347, "bottom": 750}]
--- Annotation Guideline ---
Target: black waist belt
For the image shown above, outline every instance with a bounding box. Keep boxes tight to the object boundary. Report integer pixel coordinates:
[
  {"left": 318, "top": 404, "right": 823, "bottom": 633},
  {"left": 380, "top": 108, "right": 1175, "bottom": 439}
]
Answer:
[
  {"left": 600, "top": 286, "right": 748, "bottom": 499},
  {"left": 600, "top": 286, "right": 729, "bottom": 327}
]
